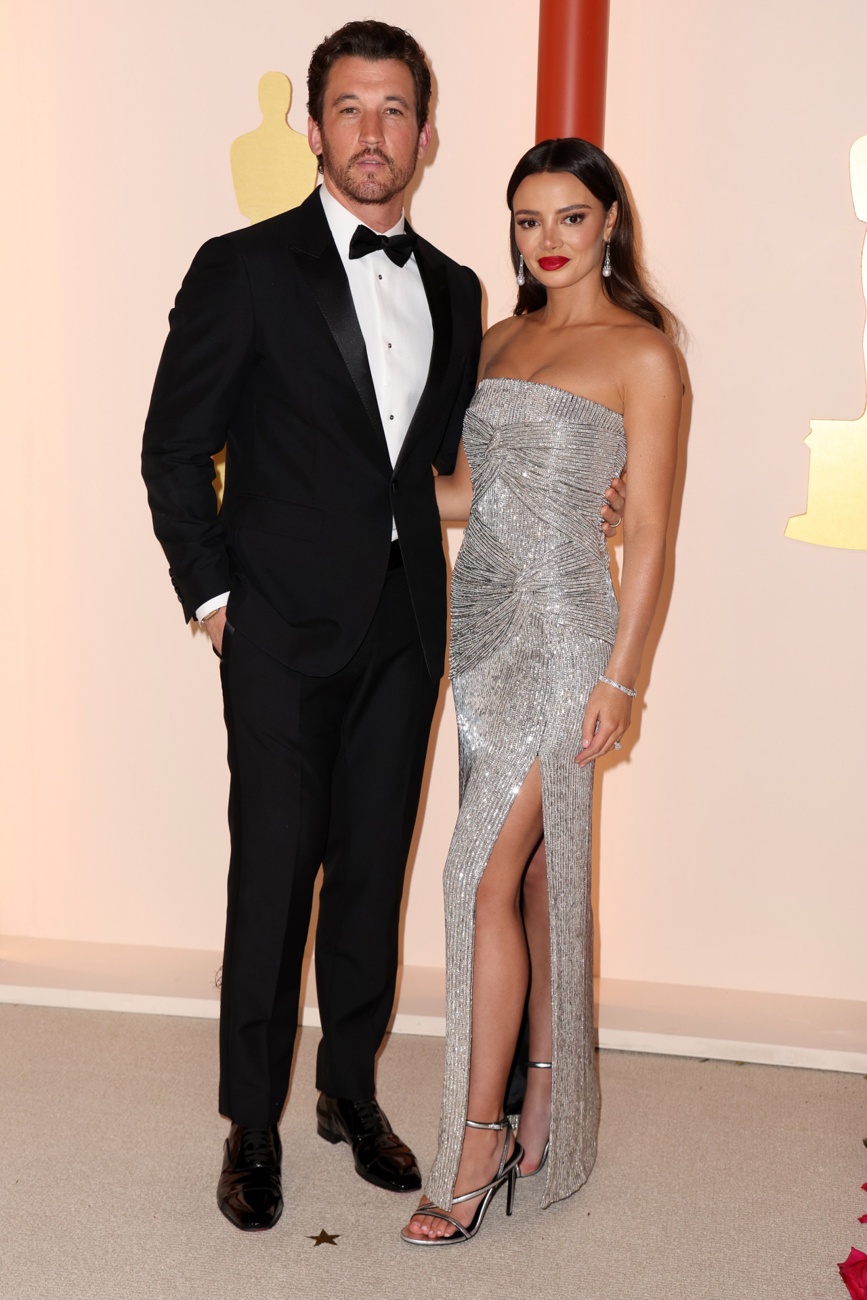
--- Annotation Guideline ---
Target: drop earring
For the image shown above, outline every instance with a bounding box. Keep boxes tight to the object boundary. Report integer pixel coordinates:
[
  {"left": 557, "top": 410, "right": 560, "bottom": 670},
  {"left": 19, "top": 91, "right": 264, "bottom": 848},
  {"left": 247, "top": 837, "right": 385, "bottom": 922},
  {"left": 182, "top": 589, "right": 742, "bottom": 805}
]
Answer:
[
  {"left": 602, "top": 242, "right": 612, "bottom": 278},
  {"left": 516, "top": 253, "right": 525, "bottom": 287}
]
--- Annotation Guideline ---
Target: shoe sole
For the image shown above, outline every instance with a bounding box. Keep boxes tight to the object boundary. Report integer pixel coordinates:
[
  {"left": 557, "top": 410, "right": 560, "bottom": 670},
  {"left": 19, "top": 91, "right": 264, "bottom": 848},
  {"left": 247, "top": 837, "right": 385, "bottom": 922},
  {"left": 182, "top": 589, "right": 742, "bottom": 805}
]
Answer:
[
  {"left": 217, "top": 1199, "right": 283, "bottom": 1232},
  {"left": 400, "top": 1229, "right": 467, "bottom": 1245},
  {"left": 317, "top": 1121, "right": 344, "bottom": 1146}
]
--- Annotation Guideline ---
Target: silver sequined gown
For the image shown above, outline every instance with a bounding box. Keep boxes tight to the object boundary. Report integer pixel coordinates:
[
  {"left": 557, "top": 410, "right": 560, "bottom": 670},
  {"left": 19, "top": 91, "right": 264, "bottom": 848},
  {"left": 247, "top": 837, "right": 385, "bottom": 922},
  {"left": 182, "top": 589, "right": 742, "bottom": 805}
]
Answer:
[{"left": 426, "top": 377, "right": 627, "bottom": 1210}]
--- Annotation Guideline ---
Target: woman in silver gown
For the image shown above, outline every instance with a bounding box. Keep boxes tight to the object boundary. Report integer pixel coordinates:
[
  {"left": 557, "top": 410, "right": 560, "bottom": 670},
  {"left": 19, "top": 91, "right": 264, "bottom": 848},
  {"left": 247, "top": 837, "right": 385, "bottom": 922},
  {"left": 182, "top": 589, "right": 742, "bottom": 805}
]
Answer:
[{"left": 402, "top": 139, "right": 682, "bottom": 1244}]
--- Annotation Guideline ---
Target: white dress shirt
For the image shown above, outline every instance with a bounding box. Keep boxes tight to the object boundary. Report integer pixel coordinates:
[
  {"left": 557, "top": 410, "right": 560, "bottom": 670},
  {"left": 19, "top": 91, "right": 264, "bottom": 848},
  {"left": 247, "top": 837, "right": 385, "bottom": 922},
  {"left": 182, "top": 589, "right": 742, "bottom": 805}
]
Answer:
[{"left": 196, "top": 184, "right": 433, "bottom": 624}]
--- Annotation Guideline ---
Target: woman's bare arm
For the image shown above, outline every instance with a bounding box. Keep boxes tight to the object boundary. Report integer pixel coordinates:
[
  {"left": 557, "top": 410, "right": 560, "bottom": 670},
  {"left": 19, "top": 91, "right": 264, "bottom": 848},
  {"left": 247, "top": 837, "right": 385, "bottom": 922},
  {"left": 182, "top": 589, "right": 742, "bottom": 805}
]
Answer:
[{"left": 577, "top": 332, "right": 682, "bottom": 767}]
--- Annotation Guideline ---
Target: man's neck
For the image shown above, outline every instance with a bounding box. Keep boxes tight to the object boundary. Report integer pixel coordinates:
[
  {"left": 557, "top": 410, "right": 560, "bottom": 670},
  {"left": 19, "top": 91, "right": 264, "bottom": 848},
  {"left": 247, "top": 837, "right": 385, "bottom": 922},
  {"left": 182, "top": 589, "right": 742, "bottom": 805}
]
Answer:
[{"left": 320, "top": 173, "right": 405, "bottom": 234}]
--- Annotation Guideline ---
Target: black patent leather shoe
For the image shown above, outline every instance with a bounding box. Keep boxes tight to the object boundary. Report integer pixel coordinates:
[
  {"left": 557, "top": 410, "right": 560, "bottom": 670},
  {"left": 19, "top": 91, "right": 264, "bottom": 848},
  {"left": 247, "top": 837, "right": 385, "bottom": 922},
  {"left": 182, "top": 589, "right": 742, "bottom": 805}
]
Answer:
[
  {"left": 217, "top": 1123, "right": 283, "bottom": 1231},
  {"left": 316, "top": 1094, "right": 422, "bottom": 1193}
]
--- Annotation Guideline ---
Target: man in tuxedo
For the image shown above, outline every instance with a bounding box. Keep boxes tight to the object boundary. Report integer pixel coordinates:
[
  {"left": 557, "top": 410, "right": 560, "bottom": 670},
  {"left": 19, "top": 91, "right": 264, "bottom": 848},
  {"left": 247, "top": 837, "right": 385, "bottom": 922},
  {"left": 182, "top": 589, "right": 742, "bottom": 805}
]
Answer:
[
  {"left": 143, "top": 19, "right": 624, "bottom": 1231},
  {"left": 142, "top": 20, "right": 480, "bottom": 1231}
]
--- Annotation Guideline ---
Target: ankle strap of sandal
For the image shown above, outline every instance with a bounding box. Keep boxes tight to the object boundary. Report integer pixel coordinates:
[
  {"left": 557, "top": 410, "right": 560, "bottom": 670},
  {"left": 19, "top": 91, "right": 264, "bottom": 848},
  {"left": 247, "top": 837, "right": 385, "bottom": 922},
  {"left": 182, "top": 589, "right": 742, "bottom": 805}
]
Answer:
[
  {"left": 527, "top": 1061, "right": 552, "bottom": 1069},
  {"left": 465, "top": 1117, "right": 509, "bottom": 1131}
]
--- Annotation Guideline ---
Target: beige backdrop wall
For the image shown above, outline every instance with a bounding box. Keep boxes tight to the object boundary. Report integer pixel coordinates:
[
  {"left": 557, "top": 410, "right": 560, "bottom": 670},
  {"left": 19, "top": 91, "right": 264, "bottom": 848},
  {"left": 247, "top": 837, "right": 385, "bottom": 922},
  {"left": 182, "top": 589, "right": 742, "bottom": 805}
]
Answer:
[{"left": 1, "top": 1, "right": 865, "bottom": 1007}]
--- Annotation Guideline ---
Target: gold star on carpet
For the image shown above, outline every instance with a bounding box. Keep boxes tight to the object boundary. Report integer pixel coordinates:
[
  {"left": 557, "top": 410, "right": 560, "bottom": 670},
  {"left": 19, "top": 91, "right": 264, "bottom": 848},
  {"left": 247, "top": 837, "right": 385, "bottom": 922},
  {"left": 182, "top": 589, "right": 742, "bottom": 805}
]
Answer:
[{"left": 308, "top": 1228, "right": 340, "bottom": 1247}]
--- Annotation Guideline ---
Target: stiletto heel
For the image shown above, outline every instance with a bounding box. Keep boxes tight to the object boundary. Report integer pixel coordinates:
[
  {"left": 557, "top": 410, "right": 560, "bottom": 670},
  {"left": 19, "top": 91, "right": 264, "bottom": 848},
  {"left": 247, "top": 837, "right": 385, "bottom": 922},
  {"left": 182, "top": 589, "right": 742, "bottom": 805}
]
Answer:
[
  {"left": 516, "top": 1060, "right": 552, "bottom": 1180},
  {"left": 400, "top": 1118, "right": 523, "bottom": 1245},
  {"left": 505, "top": 1163, "right": 517, "bottom": 1216}
]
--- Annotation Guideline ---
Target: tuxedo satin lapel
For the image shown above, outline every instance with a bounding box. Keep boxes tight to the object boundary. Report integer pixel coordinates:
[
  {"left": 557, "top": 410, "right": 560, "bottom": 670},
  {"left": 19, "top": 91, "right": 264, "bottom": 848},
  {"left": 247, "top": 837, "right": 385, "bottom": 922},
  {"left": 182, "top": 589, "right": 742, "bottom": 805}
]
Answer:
[
  {"left": 395, "top": 238, "right": 453, "bottom": 471},
  {"left": 290, "top": 216, "right": 385, "bottom": 448}
]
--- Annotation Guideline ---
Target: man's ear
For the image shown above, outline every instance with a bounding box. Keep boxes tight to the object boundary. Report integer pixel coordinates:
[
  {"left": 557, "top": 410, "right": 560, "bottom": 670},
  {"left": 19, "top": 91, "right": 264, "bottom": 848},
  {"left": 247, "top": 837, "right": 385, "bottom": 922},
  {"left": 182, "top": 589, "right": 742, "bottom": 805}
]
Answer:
[
  {"left": 308, "top": 117, "right": 322, "bottom": 159},
  {"left": 417, "top": 121, "right": 432, "bottom": 161}
]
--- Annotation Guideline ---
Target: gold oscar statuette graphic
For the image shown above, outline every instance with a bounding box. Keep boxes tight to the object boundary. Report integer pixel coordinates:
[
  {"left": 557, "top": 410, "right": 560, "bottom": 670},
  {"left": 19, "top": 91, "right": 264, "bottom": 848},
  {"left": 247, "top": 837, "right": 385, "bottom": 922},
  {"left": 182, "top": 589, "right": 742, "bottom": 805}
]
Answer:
[
  {"left": 230, "top": 71, "right": 318, "bottom": 224},
  {"left": 786, "top": 136, "right": 867, "bottom": 549}
]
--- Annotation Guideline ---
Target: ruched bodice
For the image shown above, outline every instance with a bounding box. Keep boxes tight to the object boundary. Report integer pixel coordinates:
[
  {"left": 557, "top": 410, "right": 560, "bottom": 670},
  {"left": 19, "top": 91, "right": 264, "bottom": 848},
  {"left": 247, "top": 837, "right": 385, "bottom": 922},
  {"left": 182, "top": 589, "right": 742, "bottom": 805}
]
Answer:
[{"left": 449, "top": 378, "right": 626, "bottom": 676}]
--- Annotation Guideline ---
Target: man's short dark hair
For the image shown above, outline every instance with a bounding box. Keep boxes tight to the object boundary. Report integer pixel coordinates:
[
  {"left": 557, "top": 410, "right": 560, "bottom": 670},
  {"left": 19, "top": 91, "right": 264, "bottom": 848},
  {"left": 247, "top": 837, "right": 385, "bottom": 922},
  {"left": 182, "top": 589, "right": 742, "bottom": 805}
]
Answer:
[{"left": 307, "top": 20, "right": 432, "bottom": 129}]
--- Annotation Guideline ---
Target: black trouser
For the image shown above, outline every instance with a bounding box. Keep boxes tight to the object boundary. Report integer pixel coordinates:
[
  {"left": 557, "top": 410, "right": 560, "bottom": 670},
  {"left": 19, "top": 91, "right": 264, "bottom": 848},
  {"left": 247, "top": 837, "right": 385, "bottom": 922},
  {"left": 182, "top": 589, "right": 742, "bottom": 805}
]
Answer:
[{"left": 216, "top": 557, "right": 439, "bottom": 1128}]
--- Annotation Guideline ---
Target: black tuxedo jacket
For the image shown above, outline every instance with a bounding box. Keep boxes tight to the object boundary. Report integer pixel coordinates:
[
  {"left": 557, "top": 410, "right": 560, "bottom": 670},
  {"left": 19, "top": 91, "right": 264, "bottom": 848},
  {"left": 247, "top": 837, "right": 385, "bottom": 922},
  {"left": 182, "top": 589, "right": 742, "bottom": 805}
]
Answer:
[{"left": 142, "top": 188, "right": 482, "bottom": 679}]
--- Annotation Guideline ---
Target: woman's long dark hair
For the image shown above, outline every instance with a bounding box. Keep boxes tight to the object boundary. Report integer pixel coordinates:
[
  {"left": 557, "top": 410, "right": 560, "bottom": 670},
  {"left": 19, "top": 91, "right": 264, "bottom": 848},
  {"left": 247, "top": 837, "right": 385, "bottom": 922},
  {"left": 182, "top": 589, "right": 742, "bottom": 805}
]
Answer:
[{"left": 508, "top": 138, "right": 678, "bottom": 339}]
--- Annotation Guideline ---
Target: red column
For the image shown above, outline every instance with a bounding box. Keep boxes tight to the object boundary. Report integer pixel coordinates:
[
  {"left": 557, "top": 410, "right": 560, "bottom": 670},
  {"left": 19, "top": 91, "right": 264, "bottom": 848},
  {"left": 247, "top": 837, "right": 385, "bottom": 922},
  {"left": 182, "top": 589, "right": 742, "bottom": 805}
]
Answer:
[{"left": 536, "top": 0, "right": 610, "bottom": 147}]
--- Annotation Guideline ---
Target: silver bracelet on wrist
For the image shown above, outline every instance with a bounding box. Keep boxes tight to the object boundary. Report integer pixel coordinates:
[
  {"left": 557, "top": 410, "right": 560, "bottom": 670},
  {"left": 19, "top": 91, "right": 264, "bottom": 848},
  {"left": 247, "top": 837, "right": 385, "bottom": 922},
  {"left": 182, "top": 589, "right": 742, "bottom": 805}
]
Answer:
[{"left": 598, "top": 675, "right": 637, "bottom": 698}]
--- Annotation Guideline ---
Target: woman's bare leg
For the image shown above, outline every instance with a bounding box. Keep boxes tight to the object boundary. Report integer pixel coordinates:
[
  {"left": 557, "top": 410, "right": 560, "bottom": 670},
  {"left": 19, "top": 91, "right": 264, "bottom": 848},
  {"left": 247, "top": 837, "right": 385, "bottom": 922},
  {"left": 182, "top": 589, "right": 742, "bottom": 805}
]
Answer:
[
  {"left": 516, "top": 839, "right": 553, "bottom": 1172},
  {"left": 404, "top": 760, "right": 544, "bottom": 1239}
]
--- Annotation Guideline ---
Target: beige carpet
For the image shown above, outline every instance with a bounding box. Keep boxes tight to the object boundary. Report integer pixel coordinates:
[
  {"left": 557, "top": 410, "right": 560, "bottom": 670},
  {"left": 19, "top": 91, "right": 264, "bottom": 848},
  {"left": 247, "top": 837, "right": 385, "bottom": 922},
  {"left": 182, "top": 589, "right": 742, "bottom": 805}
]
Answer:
[{"left": 1, "top": 1004, "right": 864, "bottom": 1300}]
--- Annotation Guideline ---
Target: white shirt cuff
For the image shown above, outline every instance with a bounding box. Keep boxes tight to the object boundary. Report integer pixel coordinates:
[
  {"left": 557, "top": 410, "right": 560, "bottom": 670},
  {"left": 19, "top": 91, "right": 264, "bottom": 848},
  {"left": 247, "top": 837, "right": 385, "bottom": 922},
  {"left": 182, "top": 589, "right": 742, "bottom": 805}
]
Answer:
[{"left": 196, "top": 592, "right": 230, "bottom": 623}]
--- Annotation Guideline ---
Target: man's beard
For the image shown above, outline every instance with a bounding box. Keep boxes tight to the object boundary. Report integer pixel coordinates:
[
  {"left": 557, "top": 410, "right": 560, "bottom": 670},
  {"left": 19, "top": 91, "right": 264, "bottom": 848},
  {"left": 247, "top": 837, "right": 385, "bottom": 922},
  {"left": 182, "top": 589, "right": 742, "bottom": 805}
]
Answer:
[{"left": 319, "top": 139, "right": 418, "bottom": 206}]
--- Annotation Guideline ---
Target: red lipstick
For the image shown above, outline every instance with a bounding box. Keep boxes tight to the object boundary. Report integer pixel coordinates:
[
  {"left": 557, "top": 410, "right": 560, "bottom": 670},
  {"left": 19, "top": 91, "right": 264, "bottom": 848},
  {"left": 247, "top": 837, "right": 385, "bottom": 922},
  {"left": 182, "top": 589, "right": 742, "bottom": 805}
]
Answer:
[{"left": 537, "top": 256, "right": 570, "bottom": 271}]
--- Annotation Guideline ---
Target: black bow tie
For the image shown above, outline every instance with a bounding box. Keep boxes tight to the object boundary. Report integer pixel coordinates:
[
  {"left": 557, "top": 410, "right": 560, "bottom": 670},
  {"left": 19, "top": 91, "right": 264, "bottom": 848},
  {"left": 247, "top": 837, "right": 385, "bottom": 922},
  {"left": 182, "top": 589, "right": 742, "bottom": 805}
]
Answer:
[{"left": 348, "top": 224, "right": 417, "bottom": 267}]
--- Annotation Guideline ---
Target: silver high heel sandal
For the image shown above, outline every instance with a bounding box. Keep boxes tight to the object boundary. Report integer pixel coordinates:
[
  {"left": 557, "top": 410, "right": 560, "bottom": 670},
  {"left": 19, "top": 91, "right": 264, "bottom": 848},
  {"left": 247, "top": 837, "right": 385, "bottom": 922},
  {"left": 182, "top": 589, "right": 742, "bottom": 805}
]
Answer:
[
  {"left": 400, "top": 1118, "right": 523, "bottom": 1245},
  {"left": 516, "top": 1061, "right": 551, "bottom": 1179}
]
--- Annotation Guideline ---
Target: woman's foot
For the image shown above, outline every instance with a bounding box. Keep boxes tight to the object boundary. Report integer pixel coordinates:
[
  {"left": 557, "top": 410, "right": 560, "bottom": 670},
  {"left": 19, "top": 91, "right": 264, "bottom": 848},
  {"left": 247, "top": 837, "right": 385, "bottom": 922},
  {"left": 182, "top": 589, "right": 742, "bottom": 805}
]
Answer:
[
  {"left": 516, "top": 1061, "right": 552, "bottom": 1175},
  {"left": 402, "top": 1125, "right": 515, "bottom": 1241}
]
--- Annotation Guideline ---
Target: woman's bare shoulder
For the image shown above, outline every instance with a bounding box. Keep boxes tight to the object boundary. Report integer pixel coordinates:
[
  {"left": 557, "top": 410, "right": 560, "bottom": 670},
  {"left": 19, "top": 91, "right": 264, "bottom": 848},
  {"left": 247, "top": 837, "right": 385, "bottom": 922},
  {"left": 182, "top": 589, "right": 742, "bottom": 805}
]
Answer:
[
  {"left": 480, "top": 314, "right": 525, "bottom": 364},
  {"left": 484, "top": 313, "right": 525, "bottom": 338},
  {"left": 617, "top": 320, "right": 681, "bottom": 383}
]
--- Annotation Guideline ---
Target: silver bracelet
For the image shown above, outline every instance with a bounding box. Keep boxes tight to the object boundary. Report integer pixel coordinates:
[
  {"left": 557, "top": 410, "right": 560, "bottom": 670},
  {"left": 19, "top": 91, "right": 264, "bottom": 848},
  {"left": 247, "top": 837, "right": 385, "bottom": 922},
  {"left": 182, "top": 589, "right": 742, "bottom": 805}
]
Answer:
[{"left": 599, "top": 675, "right": 637, "bottom": 698}]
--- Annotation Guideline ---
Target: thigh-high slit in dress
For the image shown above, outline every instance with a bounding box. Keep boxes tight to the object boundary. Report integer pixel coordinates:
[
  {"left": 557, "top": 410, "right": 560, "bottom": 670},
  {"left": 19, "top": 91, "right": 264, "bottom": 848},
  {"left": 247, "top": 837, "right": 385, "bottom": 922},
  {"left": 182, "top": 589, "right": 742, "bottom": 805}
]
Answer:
[{"left": 425, "top": 377, "right": 627, "bottom": 1210}]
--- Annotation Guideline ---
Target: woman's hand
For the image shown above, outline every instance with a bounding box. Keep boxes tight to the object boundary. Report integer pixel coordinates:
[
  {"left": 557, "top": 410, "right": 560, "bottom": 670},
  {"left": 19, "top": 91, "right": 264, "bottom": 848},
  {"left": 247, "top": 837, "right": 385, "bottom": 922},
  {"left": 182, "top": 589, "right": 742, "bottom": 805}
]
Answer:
[
  {"left": 434, "top": 438, "right": 473, "bottom": 523},
  {"left": 575, "top": 680, "right": 632, "bottom": 768},
  {"left": 600, "top": 475, "right": 626, "bottom": 538}
]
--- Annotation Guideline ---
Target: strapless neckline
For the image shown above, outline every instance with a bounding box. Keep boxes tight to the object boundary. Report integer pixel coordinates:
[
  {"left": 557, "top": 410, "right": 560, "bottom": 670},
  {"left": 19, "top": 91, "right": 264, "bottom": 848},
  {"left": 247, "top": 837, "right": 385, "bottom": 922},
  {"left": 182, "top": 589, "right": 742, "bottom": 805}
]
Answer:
[{"left": 477, "top": 375, "right": 624, "bottom": 422}]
